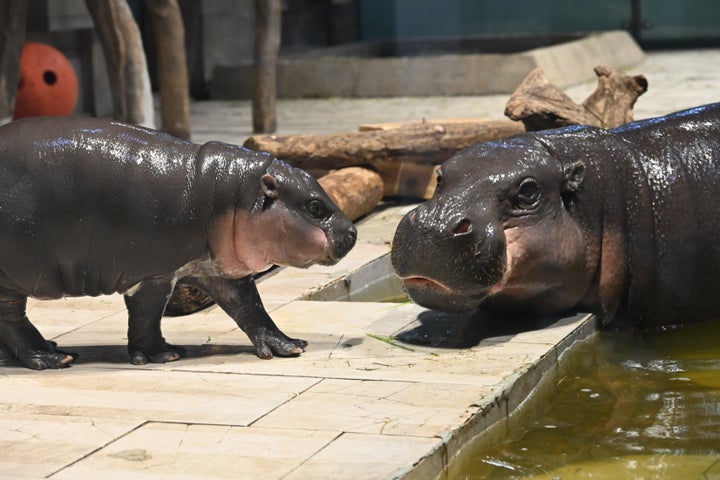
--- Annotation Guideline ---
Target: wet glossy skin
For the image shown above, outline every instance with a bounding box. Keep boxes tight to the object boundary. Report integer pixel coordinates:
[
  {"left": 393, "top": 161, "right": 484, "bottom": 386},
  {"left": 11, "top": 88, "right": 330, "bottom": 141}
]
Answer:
[
  {"left": 392, "top": 103, "right": 720, "bottom": 328},
  {"left": 0, "top": 117, "right": 356, "bottom": 370}
]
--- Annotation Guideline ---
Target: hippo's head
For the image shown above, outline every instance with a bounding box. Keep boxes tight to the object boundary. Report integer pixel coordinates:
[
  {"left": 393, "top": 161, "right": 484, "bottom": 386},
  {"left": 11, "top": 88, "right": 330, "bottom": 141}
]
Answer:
[
  {"left": 391, "top": 136, "right": 591, "bottom": 314},
  {"left": 211, "top": 158, "right": 357, "bottom": 278}
]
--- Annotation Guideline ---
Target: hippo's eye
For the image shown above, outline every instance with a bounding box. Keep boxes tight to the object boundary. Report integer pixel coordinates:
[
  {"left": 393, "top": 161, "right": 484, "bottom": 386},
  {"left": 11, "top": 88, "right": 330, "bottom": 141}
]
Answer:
[
  {"left": 306, "top": 199, "right": 329, "bottom": 219},
  {"left": 516, "top": 177, "right": 540, "bottom": 208}
]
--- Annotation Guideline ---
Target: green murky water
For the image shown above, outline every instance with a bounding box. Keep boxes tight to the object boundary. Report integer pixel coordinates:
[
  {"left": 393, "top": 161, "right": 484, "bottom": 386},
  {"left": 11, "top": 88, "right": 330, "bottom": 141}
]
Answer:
[{"left": 450, "top": 319, "right": 720, "bottom": 479}]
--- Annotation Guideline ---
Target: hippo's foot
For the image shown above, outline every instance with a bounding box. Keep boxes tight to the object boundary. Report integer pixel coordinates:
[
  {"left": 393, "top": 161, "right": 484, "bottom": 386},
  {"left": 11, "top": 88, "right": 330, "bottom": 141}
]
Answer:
[
  {"left": 250, "top": 327, "right": 308, "bottom": 359},
  {"left": 129, "top": 341, "right": 187, "bottom": 365},
  {"left": 18, "top": 340, "right": 77, "bottom": 370},
  {"left": 0, "top": 341, "right": 13, "bottom": 366}
]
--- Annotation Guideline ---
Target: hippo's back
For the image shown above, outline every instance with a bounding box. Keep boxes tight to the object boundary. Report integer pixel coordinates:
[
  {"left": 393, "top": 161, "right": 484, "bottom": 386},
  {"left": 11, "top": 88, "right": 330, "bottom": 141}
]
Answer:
[
  {"left": 0, "top": 117, "right": 208, "bottom": 298},
  {"left": 612, "top": 103, "right": 720, "bottom": 326}
]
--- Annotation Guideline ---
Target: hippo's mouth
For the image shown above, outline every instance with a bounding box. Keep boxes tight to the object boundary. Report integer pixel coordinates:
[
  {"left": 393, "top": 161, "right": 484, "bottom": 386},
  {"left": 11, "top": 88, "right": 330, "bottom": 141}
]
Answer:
[
  {"left": 317, "top": 254, "right": 342, "bottom": 266},
  {"left": 400, "top": 275, "right": 490, "bottom": 313},
  {"left": 401, "top": 276, "right": 453, "bottom": 293}
]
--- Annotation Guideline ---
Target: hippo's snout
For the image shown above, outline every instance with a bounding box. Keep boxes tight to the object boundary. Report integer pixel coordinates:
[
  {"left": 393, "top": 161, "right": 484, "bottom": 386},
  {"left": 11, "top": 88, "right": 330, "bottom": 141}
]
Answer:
[
  {"left": 324, "top": 224, "right": 357, "bottom": 265},
  {"left": 391, "top": 202, "right": 506, "bottom": 312}
]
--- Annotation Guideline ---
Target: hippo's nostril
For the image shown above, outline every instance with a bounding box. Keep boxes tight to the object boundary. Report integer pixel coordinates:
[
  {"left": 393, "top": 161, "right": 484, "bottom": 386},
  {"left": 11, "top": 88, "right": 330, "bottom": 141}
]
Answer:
[{"left": 453, "top": 219, "right": 473, "bottom": 236}]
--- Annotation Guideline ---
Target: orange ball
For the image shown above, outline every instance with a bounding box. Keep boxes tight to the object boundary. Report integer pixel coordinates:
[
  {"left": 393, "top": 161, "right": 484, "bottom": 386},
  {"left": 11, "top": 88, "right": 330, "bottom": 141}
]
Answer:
[{"left": 13, "top": 42, "right": 79, "bottom": 120}]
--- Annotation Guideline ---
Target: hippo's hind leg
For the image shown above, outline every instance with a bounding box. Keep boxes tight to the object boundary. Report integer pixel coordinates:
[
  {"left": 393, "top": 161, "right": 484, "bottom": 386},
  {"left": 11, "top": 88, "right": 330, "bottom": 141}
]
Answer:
[
  {"left": 163, "top": 285, "right": 215, "bottom": 316},
  {"left": 181, "top": 276, "right": 307, "bottom": 359},
  {"left": 124, "top": 278, "right": 186, "bottom": 365},
  {"left": 0, "top": 289, "right": 76, "bottom": 369}
]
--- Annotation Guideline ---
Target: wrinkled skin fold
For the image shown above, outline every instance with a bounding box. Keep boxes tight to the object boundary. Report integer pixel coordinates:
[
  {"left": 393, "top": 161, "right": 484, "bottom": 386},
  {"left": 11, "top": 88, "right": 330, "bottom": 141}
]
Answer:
[
  {"left": 392, "top": 103, "right": 720, "bottom": 329},
  {"left": 0, "top": 117, "right": 356, "bottom": 369}
]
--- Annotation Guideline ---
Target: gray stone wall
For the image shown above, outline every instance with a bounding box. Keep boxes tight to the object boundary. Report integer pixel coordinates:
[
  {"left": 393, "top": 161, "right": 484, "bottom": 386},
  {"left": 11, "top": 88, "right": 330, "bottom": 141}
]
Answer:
[{"left": 200, "top": 0, "right": 255, "bottom": 85}]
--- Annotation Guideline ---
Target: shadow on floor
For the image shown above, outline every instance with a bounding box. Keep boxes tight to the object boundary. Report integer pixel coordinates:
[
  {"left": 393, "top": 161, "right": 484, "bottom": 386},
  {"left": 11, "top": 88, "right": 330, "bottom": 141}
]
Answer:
[
  {"left": 395, "top": 309, "right": 569, "bottom": 349},
  {"left": 0, "top": 343, "right": 261, "bottom": 369}
]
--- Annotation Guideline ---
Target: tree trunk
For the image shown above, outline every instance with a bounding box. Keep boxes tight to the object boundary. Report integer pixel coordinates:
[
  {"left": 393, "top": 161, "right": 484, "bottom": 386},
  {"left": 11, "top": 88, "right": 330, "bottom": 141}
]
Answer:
[
  {"left": 86, "top": 0, "right": 155, "bottom": 127},
  {"left": 0, "top": 0, "right": 27, "bottom": 119},
  {"left": 252, "top": 0, "right": 281, "bottom": 134},
  {"left": 146, "top": 0, "right": 190, "bottom": 139}
]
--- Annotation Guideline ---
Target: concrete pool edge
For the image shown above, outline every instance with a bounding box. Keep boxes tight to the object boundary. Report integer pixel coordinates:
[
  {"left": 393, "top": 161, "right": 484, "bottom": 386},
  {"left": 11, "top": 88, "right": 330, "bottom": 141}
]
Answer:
[{"left": 394, "top": 314, "right": 599, "bottom": 480}]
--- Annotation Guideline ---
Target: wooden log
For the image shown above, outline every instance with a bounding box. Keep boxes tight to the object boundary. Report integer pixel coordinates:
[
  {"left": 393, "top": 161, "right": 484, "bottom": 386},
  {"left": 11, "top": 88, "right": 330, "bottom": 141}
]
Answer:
[
  {"left": 245, "top": 120, "right": 524, "bottom": 169},
  {"left": 86, "top": 0, "right": 154, "bottom": 127},
  {"left": 245, "top": 119, "right": 524, "bottom": 198},
  {"left": 505, "top": 65, "right": 647, "bottom": 131},
  {"left": 0, "top": 0, "right": 26, "bottom": 119},
  {"left": 582, "top": 65, "right": 648, "bottom": 127},
  {"left": 146, "top": 0, "right": 191, "bottom": 140},
  {"left": 252, "top": 0, "right": 281, "bottom": 134},
  {"left": 359, "top": 117, "right": 494, "bottom": 132},
  {"left": 318, "top": 167, "right": 384, "bottom": 221}
]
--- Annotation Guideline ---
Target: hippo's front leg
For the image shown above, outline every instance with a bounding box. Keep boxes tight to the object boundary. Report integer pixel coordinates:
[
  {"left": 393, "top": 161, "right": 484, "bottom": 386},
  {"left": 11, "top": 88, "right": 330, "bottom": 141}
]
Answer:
[
  {"left": 0, "top": 288, "right": 76, "bottom": 369},
  {"left": 124, "top": 278, "right": 187, "bottom": 365},
  {"left": 183, "top": 276, "right": 307, "bottom": 359}
]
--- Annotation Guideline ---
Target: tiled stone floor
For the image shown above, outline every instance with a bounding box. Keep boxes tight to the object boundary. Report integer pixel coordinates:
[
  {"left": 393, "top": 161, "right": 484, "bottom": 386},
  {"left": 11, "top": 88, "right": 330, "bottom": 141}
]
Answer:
[{"left": 1, "top": 205, "right": 592, "bottom": 480}]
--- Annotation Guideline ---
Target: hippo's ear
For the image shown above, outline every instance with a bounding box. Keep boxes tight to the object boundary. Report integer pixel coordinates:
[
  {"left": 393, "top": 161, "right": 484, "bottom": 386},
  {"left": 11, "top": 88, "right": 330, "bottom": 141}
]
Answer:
[
  {"left": 261, "top": 174, "right": 280, "bottom": 199},
  {"left": 562, "top": 161, "right": 585, "bottom": 194}
]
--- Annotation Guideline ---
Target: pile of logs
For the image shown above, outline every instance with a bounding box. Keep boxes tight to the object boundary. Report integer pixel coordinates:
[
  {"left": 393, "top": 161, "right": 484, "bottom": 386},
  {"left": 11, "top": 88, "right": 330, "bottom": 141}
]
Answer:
[
  {"left": 245, "top": 118, "right": 524, "bottom": 202},
  {"left": 244, "top": 65, "right": 648, "bottom": 218}
]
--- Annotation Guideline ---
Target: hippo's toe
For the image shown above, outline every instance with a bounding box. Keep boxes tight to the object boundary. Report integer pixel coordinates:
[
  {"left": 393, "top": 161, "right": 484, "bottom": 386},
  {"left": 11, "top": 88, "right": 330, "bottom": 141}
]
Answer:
[
  {"left": 20, "top": 341, "right": 77, "bottom": 370},
  {"left": 129, "top": 342, "right": 187, "bottom": 365},
  {"left": 251, "top": 328, "right": 307, "bottom": 359}
]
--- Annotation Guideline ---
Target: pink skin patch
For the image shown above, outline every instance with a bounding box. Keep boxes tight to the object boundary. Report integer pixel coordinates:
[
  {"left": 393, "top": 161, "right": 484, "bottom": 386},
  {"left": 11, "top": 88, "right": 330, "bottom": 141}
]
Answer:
[
  {"left": 488, "top": 215, "right": 591, "bottom": 311},
  {"left": 209, "top": 204, "right": 330, "bottom": 279},
  {"left": 401, "top": 276, "right": 453, "bottom": 293}
]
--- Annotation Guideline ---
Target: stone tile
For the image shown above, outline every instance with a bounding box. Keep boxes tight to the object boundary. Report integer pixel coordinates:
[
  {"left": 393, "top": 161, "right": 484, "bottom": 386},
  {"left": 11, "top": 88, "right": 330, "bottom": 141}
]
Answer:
[
  {"left": 28, "top": 294, "right": 126, "bottom": 311},
  {"left": 478, "top": 313, "right": 592, "bottom": 345},
  {"left": 0, "top": 413, "right": 139, "bottom": 479},
  {"left": 305, "top": 242, "right": 390, "bottom": 275},
  {"left": 257, "top": 243, "right": 391, "bottom": 306},
  {"left": 51, "top": 422, "right": 338, "bottom": 480},
  {"left": 25, "top": 296, "right": 126, "bottom": 339},
  {"left": 256, "top": 271, "right": 341, "bottom": 308},
  {"left": 284, "top": 432, "right": 440, "bottom": 480},
  {"left": 173, "top": 303, "right": 589, "bottom": 389},
  {"left": 35, "top": 307, "right": 251, "bottom": 367},
  {"left": 1, "top": 369, "right": 319, "bottom": 425},
  {"left": 355, "top": 204, "right": 416, "bottom": 246},
  {"left": 254, "top": 378, "right": 490, "bottom": 437}
]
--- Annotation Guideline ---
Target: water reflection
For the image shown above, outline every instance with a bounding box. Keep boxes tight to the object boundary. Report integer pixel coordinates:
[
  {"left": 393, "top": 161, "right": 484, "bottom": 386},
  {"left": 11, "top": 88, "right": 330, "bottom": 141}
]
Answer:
[{"left": 451, "top": 319, "right": 720, "bottom": 479}]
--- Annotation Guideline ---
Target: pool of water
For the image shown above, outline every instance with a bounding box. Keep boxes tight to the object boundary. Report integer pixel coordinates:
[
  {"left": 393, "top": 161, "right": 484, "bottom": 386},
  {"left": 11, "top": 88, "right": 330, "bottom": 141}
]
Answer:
[{"left": 449, "top": 319, "right": 720, "bottom": 479}]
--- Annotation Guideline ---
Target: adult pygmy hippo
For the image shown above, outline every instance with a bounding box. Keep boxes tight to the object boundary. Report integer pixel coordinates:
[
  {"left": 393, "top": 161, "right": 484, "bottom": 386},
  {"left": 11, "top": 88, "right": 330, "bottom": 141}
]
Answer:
[
  {"left": 0, "top": 117, "right": 357, "bottom": 370},
  {"left": 392, "top": 103, "right": 720, "bottom": 329}
]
